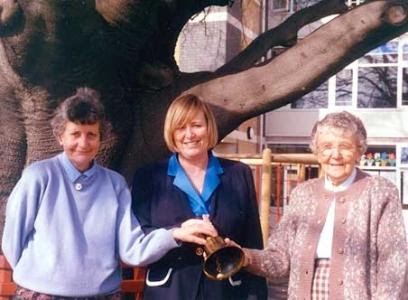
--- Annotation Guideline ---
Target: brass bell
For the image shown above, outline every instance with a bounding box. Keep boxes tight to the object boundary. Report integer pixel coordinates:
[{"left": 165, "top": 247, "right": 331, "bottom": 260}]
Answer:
[{"left": 197, "top": 236, "right": 245, "bottom": 281}]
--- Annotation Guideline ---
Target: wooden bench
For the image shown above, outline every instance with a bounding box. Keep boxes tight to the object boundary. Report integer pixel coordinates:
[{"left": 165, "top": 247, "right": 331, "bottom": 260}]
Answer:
[{"left": 0, "top": 255, "right": 146, "bottom": 299}]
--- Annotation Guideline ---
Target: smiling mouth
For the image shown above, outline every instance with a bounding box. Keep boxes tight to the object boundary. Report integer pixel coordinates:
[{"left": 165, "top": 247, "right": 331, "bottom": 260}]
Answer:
[{"left": 183, "top": 141, "right": 199, "bottom": 145}]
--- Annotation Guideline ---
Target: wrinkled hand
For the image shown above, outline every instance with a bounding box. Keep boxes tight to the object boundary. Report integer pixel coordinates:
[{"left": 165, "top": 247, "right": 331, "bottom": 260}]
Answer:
[
  {"left": 224, "top": 238, "right": 251, "bottom": 267},
  {"left": 172, "top": 217, "right": 218, "bottom": 245},
  {"left": 224, "top": 237, "right": 241, "bottom": 249}
]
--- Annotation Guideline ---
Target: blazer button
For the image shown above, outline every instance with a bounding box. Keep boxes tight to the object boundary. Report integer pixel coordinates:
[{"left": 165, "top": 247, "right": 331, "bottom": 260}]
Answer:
[
  {"left": 338, "top": 279, "right": 344, "bottom": 286},
  {"left": 341, "top": 217, "right": 346, "bottom": 224},
  {"left": 338, "top": 248, "right": 344, "bottom": 254},
  {"left": 196, "top": 247, "right": 204, "bottom": 256},
  {"left": 339, "top": 197, "right": 345, "bottom": 203}
]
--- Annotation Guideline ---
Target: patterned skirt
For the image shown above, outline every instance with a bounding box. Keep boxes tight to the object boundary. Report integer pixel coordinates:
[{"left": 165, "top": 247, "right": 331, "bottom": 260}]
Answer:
[
  {"left": 311, "top": 258, "right": 330, "bottom": 300},
  {"left": 14, "top": 286, "right": 122, "bottom": 300}
]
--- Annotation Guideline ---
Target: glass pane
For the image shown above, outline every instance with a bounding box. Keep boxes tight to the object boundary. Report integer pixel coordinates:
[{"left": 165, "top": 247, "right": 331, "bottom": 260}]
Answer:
[
  {"left": 402, "top": 170, "right": 408, "bottom": 205},
  {"left": 359, "top": 41, "right": 398, "bottom": 64},
  {"left": 294, "top": 0, "right": 320, "bottom": 10},
  {"left": 272, "top": 0, "right": 288, "bottom": 10},
  {"left": 346, "top": 0, "right": 366, "bottom": 6},
  {"left": 357, "top": 67, "right": 397, "bottom": 108},
  {"left": 403, "top": 68, "right": 408, "bottom": 106},
  {"left": 335, "top": 68, "right": 352, "bottom": 106},
  {"left": 291, "top": 81, "right": 328, "bottom": 109},
  {"left": 402, "top": 147, "right": 408, "bottom": 165},
  {"left": 403, "top": 44, "right": 408, "bottom": 61}
]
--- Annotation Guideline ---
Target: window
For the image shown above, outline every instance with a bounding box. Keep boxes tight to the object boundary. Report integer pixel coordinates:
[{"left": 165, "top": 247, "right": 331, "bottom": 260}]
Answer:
[
  {"left": 401, "top": 147, "right": 408, "bottom": 165},
  {"left": 272, "top": 0, "right": 290, "bottom": 11},
  {"left": 335, "top": 68, "right": 353, "bottom": 106},
  {"left": 402, "top": 42, "right": 408, "bottom": 106},
  {"left": 360, "top": 145, "right": 396, "bottom": 168},
  {"left": 293, "top": 0, "right": 320, "bottom": 10},
  {"left": 345, "top": 0, "right": 366, "bottom": 7},
  {"left": 359, "top": 41, "right": 398, "bottom": 64},
  {"left": 287, "top": 30, "right": 407, "bottom": 109},
  {"left": 291, "top": 81, "right": 328, "bottom": 109},
  {"left": 356, "top": 42, "right": 398, "bottom": 108},
  {"left": 401, "top": 170, "right": 408, "bottom": 206},
  {"left": 403, "top": 44, "right": 408, "bottom": 62},
  {"left": 357, "top": 66, "right": 397, "bottom": 108},
  {"left": 403, "top": 68, "right": 408, "bottom": 106}
]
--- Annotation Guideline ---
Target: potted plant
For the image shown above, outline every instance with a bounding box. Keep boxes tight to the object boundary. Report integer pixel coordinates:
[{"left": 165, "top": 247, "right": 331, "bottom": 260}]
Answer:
[
  {"left": 380, "top": 152, "right": 388, "bottom": 166},
  {"left": 374, "top": 152, "right": 381, "bottom": 166},
  {"left": 389, "top": 152, "right": 396, "bottom": 166},
  {"left": 366, "top": 152, "right": 374, "bottom": 166}
]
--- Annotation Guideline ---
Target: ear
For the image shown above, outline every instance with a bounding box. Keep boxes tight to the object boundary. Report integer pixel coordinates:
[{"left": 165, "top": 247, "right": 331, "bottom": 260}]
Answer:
[{"left": 57, "top": 134, "right": 64, "bottom": 146}]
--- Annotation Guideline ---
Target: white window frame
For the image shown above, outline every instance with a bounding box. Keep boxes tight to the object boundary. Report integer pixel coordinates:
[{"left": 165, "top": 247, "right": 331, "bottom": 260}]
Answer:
[
  {"left": 328, "top": 36, "right": 407, "bottom": 110},
  {"left": 345, "top": 0, "right": 365, "bottom": 8},
  {"left": 271, "top": 0, "right": 291, "bottom": 12},
  {"left": 398, "top": 35, "right": 408, "bottom": 108}
]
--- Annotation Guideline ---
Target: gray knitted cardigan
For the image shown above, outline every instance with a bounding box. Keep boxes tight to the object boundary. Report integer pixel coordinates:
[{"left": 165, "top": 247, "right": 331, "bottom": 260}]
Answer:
[{"left": 246, "top": 169, "right": 408, "bottom": 299}]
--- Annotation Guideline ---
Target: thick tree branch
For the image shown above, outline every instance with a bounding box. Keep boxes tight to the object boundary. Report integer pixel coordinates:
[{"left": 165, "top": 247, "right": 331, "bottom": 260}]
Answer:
[
  {"left": 186, "top": 0, "right": 408, "bottom": 137},
  {"left": 215, "top": 0, "right": 348, "bottom": 75}
]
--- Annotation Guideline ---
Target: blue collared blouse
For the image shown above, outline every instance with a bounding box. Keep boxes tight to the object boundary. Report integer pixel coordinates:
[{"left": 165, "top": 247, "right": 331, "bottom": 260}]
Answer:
[{"left": 167, "top": 153, "right": 224, "bottom": 216}]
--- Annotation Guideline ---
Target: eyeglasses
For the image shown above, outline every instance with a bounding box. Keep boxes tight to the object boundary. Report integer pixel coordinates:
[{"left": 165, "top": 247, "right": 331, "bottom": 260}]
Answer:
[{"left": 317, "top": 144, "right": 357, "bottom": 157}]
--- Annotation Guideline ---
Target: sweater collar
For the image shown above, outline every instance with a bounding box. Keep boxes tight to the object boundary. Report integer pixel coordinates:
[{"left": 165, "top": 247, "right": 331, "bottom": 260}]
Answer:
[
  {"left": 58, "top": 152, "right": 97, "bottom": 183},
  {"left": 324, "top": 168, "right": 357, "bottom": 192},
  {"left": 318, "top": 168, "right": 370, "bottom": 199}
]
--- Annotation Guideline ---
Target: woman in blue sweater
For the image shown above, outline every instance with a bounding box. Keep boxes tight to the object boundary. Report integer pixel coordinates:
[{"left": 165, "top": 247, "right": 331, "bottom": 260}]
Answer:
[{"left": 1, "top": 87, "right": 216, "bottom": 298}]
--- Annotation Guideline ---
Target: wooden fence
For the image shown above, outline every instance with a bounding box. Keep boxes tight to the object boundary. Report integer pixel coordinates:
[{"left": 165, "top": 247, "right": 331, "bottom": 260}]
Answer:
[{"left": 219, "top": 148, "right": 318, "bottom": 245}]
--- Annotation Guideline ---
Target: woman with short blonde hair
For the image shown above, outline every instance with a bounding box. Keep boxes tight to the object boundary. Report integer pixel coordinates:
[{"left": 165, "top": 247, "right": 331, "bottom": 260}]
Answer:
[
  {"left": 132, "top": 93, "right": 267, "bottom": 300},
  {"left": 164, "top": 94, "right": 218, "bottom": 152}
]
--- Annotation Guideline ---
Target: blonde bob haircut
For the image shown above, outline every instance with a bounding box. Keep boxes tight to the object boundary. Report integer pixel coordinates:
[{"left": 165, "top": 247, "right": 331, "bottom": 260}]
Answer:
[{"left": 164, "top": 94, "right": 219, "bottom": 153}]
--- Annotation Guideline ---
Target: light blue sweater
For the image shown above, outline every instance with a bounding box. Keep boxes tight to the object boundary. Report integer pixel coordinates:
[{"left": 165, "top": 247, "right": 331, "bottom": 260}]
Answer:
[{"left": 2, "top": 153, "right": 178, "bottom": 296}]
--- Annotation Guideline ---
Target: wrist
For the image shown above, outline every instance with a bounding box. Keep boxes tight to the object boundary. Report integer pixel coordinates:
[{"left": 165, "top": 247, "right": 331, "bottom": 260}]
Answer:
[
  {"left": 242, "top": 248, "right": 252, "bottom": 267},
  {"left": 170, "top": 227, "right": 183, "bottom": 245}
]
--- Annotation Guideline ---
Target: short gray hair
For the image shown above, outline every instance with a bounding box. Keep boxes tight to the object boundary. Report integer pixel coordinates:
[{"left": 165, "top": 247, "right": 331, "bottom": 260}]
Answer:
[
  {"left": 51, "top": 87, "right": 111, "bottom": 140},
  {"left": 310, "top": 111, "right": 367, "bottom": 154}
]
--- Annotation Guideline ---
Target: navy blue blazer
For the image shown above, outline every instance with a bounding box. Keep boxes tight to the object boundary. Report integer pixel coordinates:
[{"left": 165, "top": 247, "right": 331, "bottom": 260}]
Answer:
[{"left": 131, "top": 157, "right": 267, "bottom": 300}]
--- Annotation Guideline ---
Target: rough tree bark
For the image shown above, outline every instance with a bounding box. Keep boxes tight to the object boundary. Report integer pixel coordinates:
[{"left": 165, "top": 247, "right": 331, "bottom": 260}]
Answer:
[{"left": 0, "top": 0, "right": 406, "bottom": 243}]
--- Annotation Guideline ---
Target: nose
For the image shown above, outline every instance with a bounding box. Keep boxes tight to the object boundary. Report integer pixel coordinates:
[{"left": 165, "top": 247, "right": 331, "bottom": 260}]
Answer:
[
  {"left": 330, "top": 147, "right": 342, "bottom": 158},
  {"left": 185, "top": 126, "right": 195, "bottom": 138},
  {"left": 78, "top": 135, "right": 90, "bottom": 148}
]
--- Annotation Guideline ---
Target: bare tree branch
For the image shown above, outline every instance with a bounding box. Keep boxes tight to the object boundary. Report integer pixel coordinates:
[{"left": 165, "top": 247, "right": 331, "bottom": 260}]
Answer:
[{"left": 215, "top": 0, "right": 348, "bottom": 75}]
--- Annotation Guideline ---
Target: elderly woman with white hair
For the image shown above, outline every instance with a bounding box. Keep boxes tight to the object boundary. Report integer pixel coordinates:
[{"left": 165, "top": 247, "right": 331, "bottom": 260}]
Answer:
[{"left": 236, "top": 111, "right": 408, "bottom": 299}]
